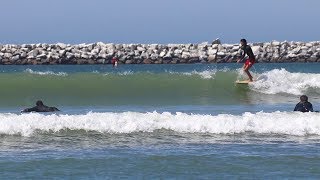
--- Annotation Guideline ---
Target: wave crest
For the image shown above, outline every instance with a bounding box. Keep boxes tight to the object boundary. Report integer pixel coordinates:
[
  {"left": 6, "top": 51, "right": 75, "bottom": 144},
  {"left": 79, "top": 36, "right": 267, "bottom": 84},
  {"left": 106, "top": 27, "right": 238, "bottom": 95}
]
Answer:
[{"left": 1, "top": 111, "right": 319, "bottom": 136}]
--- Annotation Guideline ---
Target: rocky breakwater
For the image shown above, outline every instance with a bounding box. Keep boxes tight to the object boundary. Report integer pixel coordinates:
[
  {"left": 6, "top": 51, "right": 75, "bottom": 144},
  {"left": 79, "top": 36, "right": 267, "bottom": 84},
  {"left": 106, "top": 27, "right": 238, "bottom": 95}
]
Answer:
[{"left": 0, "top": 40, "right": 320, "bottom": 65}]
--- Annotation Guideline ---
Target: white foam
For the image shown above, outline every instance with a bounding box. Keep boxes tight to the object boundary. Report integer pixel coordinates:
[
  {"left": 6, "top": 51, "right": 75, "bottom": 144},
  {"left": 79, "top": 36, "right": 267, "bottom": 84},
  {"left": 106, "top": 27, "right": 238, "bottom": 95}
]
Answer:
[
  {"left": 1, "top": 111, "right": 320, "bottom": 136},
  {"left": 25, "top": 68, "right": 68, "bottom": 76},
  {"left": 102, "top": 71, "right": 134, "bottom": 76},
  {"left": 167, "top": 69, "right": 218, "bottom": 79},
  {"left": 250, "top": 69, "right": 320, "bottom": 95}
]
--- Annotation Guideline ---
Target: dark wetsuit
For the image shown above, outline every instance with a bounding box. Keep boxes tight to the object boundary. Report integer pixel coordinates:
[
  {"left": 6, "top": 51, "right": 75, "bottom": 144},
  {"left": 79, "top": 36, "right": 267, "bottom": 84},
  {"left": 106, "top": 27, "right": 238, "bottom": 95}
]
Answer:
[
  {"left": 294, "top": 102, "right": 313, "bottom": 112},
  {"left": 241, "top": 45, "right": 255, "bottom": 65},
  {"left": 22, "top": 105, "right": 59, "bottom": 112}
]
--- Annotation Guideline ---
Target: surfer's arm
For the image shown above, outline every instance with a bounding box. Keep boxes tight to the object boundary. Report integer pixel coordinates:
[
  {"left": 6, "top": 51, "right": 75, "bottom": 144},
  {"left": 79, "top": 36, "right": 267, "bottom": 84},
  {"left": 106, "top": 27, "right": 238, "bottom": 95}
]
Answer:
[
  {"left": 237, "top": 49, "right": 246, "bottom": 63},
  {"left": 21, "top": 107, "right": 37, "bottom": 113}
]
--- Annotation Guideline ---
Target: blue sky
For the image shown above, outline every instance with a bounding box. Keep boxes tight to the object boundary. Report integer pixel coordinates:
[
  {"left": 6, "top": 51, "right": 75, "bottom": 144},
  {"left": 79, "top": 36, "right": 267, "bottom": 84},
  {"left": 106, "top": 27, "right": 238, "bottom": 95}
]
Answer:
[{"left": 0, "top": 0, "right": 319, "bottom": 44}]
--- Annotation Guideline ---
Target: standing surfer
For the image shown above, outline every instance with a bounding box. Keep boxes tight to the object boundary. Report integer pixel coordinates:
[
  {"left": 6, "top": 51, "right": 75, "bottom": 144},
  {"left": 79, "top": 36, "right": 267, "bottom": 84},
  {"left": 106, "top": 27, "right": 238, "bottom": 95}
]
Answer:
[{"left": 237, "top": 39, "right": 255, "bottom": 82}]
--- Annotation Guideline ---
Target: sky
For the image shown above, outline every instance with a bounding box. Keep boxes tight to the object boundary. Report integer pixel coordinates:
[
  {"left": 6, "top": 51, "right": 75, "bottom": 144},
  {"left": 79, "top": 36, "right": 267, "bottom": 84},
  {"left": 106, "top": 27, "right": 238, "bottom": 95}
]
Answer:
[{"left": 0, "top": 0, "right": 319, "bottom": 44}]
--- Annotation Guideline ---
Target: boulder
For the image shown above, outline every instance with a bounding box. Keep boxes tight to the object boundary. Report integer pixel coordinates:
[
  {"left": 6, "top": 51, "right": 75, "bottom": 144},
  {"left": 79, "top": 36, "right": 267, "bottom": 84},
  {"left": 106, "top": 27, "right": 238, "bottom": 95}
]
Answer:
[
  {"left": 143, "top": 59, "right": 152, "bottom": 64},
  {"left": 181, "top": 52, "right": 191, "bottom": 59},
  {"left": 4, "top": 53, "right": 12, "bottom": 58},
  {"left": 212, "top": 38, "right": 221, "bottom": 44},
  {"left": 20, "top": 52, "right": 27, "bottom": 58},
  {"left": 27, "top": 49, "right": 39, "bottom": 58},
  {"left": 150, "top": 53, "right": 159, "bottom": 60},
  {"left": 208, "top": 55, "right": 216, "bottom": 63},
  {"left": 11, "top": 55, "right": 20, "bottom": 61},
  {"left": 125, "top": 60, "right": 133, "bottom": 64},
  {"left": 217, "top": 52, "right": 225, "bottom": 56},
  {"left": 57, "top": 43, "right": 67, "bottom": 49},
  {"left": 272, "top": 41, "right": 281, "bottom": 46},
  {"left": 137, "top": 46, "right": 145, "bottom": 52},
  {"left": 208, "top": 49, "right": 217, "bottom": 55},
  {"left": 37, "top": 54, "right": 47, "bottom": 59}
]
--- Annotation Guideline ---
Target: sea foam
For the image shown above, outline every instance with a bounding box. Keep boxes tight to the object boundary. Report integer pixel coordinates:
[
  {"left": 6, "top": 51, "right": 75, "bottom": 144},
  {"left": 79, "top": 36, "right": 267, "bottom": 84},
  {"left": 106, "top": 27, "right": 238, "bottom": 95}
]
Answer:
[
  {"left": 25, "top": 68, "right": 68, "bottom": 76},
  {"left": 0, "top": 111, "right": 320, "bottom": 136},
  {"left": 251, "top": 69, "right": 320, "bottom": 95}
]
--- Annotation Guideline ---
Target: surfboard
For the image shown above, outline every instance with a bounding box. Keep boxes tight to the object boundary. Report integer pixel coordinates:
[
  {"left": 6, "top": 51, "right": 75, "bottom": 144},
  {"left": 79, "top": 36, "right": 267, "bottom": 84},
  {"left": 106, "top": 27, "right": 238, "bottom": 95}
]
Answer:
[{"left": 235, "top": 80, "right": 252, "bottom": 84}]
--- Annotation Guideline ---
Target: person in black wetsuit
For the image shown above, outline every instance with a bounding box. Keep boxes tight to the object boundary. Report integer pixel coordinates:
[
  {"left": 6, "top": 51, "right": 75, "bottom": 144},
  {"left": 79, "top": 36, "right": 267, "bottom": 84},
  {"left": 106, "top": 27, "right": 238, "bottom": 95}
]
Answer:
[
  {"left": 294, "top": 95, "right": 313, "bottom": 112},
  {"left": 21, "top": 100, "right": 60, "bottom": 112},
  {"left": 237, "top": 39, "right": 256, "bottom": 82}
]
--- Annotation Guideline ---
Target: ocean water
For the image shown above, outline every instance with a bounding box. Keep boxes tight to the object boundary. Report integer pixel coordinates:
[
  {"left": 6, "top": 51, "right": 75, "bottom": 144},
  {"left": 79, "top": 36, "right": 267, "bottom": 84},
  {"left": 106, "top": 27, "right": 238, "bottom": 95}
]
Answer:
[{"left": 1, "top": 63, "right": 320, "bottom": 179}]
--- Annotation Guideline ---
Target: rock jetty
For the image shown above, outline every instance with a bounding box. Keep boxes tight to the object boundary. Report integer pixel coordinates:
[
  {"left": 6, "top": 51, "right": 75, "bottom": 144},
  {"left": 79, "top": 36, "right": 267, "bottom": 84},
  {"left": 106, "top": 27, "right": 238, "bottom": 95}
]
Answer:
[{"left": 0, "top": 39, "right": 320, "bottom": 65}]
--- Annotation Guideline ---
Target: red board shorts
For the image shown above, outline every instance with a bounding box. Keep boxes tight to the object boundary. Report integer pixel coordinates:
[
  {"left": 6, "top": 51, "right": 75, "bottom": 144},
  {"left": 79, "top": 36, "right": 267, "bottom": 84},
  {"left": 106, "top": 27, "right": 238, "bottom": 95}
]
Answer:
[{"left": 245, "top": 59, "right": 255, "bottom": 67}]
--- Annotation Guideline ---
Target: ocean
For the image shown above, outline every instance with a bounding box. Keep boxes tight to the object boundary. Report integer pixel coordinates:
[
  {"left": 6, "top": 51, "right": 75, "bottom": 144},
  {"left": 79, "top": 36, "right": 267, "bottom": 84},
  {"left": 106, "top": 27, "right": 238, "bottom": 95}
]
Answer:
[{"left": 0, "top": 63, "right": 320, "bottom": 179}]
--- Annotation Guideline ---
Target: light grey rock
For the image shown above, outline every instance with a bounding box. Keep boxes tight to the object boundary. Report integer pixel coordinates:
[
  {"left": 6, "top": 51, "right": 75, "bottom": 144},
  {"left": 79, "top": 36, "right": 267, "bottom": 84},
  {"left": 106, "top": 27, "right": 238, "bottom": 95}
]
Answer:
[
  {"left": 212, "top": 44, "right": 219, "bottom": 49},
  {"left": 217, "top": 52, "right": 225, "bottom": 56},
  {"left": 66, "top": 52, "right": 74, "bottom": 59},
  {"left": 181, "top": 52, "right": 190, "bottom": 59},
  {"left": 232, "top": 45, "right": 240, "bottom": 51},
  {"left": 57, "top": 43, "right": 67, "bottom": 49},
  {"left": 87, "top": 44, "right": 94, "bottom": 51},
  {"left": 4, "top": 53, "right": 12, "bottom": 58},
  {"left": 137, "top": 46, "right": 145, "bottom": 52},
  {"left": 159, "top": 51, "right": 166, "bottom": 58},
  {"left": 125, "top": 60, "right": 133, "bottom": 64},
  {"left": 208, "top": 49, "right": 217, "bottom": 55},
  {"left": 81, "top": 54, "right": 89, "bottom": 59},
  {"left": 149, "top": 44, "right": 158, "bottom": 50},
  {"left": 150, "top": 53, "right": 159, "bottom": 60},
  {"left": 128, "top": 51, "right": 135, "bottom": 56},
  {"left": 27, "top": 49, "right": 39, "bottom": 58},
  {"left": 251, "top": 46, "right": 261, "bottom": 55},
  {"left": 98, "top": 52, "right": 107, "bottom": 58},
  {"left": 115, "top": 44, "right": 123, "bottom": 50},
  {"left": 305, "top": 43, "right": 313, "bottom": 47},
  {"left": 11, "top": 55, "right": 20, "bottom": 61},
  {"left": 91, "top": 48, "right": 100, "bottom": 55},
  {"left": 37, "top": 54, "right": 47, "bottom": 59},
  {"left": 21, "top": 48, "right": 29, "bottom": 52},
  {"left": 208, "top": 55, "right": 216, "bottom": 62},
  {"left": 52, "top": 55, "right": 60, "bottom": 60},
  {"left": 291, "top": 47, "right": 301, "bottom": 54},
  {"left": 140, "top": 52, "right": 148, "bottom": 59},
  {"left": 287, "top": 53, "right": 297, "bottom": 58},
  {"left": 21, "top": 52, "right": 27, "bottom": 58},
  {"left": 174, "top": 49, "right": 182, "bottom": 54},
  {"left": 96, "top": 42, "right": 106, "bottom": 47},
  {"left": 218, "top": 45, "right": 225, "bottom": 51},
  {"left": 165, "top": 50, "right": 173, "bottom": 56},
  {"left": 134, "top": 50, "right": 140, "bottom": 56},
  {"left": 272, "top": 41, "right": 281, "bottom": 46},
  {"left": 59, "top": 50, "right": 66, "bottom": 55}
]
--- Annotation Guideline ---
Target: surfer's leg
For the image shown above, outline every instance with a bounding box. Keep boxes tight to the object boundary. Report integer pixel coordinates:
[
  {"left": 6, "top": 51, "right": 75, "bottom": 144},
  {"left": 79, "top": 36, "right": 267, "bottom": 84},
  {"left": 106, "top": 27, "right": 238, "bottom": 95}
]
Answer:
[{"left": 244, "top": 65, "right": 253, "bottom": 81}]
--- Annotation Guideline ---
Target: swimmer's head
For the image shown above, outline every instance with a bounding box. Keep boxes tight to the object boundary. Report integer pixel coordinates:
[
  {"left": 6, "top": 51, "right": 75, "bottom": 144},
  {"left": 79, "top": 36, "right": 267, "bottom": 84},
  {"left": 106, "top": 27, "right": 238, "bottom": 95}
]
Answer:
[
  {"left": 36, "top": 100, "right": 44, "bottom": 106},
  {"left": 300, "top": 95, "right": 308, "bottom": 102}
]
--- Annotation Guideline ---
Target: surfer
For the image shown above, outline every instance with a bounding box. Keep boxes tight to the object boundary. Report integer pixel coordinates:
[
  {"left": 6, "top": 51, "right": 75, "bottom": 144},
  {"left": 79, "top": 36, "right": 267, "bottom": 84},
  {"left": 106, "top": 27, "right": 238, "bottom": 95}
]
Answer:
[
  {"left": 237, "top": 39, "right": 255, "bottom": 82},
  {"left": 21, "top": 100, "right": 60, "bottom": 113},
  {"left": 294, "top": 95, "right": 313, "bottom": 112},
  {"left": 112, "top": 57, "right": 118, "bottom": 67}
]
